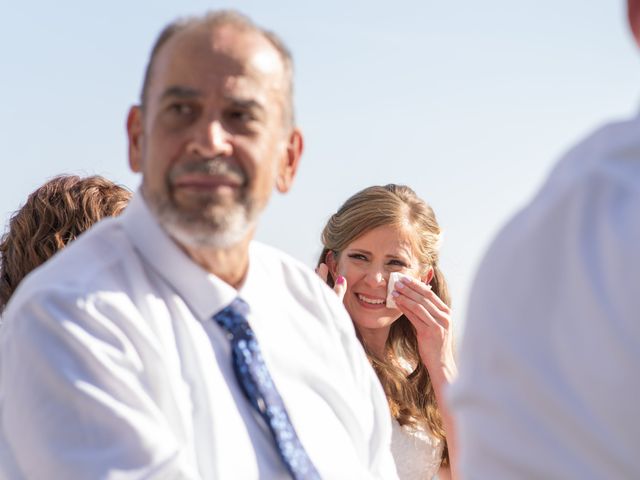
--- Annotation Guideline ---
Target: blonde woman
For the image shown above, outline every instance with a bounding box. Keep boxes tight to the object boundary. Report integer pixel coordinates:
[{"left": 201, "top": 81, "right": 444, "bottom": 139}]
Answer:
[{"left": 317, "top": 184, "right": 457, "bottom": 480}]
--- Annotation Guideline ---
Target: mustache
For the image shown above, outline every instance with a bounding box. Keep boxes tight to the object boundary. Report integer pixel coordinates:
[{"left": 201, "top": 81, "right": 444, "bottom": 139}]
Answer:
[{"left": 169, "top": 157, "right": 246, "bottom": 184}]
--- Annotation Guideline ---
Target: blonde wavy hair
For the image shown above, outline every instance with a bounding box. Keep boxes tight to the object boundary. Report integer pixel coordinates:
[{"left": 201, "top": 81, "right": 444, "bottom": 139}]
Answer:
[
  {"left": 318, "top": 184, "right": 451, "bottom": 466},
  {"left": 0, "top": 175, "right": 131, "bottom": 312}
]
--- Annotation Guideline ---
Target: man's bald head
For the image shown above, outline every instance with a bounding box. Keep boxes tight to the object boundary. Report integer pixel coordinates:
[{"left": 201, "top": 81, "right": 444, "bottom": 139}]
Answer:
[{"left": 139, "top": 10, "right": 295, "bottom": 127}]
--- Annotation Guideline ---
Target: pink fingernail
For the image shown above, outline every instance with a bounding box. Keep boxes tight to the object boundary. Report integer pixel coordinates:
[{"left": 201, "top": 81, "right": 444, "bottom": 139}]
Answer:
[
  {"left": 336, "top": 275, "right": 345, "bottom": 285},
  {"left": 391, "top": 290, "right": 400, "bottom": 297}
]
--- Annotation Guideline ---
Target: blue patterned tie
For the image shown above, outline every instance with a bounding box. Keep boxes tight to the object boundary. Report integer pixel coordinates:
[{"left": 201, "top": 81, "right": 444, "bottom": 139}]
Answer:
[{"left": 214, "top": 298, "right": 321, "bottom": 480}]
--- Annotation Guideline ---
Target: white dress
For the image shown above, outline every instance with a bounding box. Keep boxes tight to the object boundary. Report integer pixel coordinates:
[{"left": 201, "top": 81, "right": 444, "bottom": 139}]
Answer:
[
  {"left": 391, "top": 418, "right": 443, "bottom": 480},
  {"left": 390, "top": 357, "right": 444, "bottom": 479}
]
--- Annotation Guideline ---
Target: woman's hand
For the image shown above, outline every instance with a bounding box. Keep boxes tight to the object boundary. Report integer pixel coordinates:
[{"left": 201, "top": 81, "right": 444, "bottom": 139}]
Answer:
[
  {"left": 391, "top": 276, "right": 457, "bottom": 385},
  {"left": 315, "top": 263, "right": 347, "bottom": 301},
  {"left": 393, "top": 276, "right": 460, "bottom": 479}
]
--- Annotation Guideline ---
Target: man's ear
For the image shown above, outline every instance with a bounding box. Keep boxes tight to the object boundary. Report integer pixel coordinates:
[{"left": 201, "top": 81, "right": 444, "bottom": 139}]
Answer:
[
  {"left": 276, "top": 128, "right": 303, "bottom": 193},
  {"left": 629, "top": 0, "right": 640, "bottom": 47},
  {"left": 126, "top": 106, "right": 144, "bottom": 173},
  {"left": 421, "top": 267, "right": 434, "bottom": 285}
]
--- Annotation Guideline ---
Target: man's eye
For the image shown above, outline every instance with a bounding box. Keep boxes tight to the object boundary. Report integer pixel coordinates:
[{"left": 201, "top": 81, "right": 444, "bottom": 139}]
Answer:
[
  {"left": 168, "top": 103, "right": 194, "bottom": 115},
  {"left": 227, "top": 110, "right": 254, "bottom": 122}
]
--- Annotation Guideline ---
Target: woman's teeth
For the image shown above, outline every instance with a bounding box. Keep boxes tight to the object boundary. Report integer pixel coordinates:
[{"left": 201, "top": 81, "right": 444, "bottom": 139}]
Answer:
[{"left": 357, "top": 294, "right": 384, "bottom": 305}]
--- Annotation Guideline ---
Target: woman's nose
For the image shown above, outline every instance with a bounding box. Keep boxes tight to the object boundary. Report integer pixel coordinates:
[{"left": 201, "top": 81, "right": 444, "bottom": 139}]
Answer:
[{"left": 364, "top": 269, "right": 387, "bottom": 287}]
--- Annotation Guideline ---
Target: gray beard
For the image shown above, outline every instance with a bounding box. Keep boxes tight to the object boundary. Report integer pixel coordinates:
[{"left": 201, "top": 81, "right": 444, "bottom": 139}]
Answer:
[{"left": 144, "top": 187, "right": 259, "bottom": 249}]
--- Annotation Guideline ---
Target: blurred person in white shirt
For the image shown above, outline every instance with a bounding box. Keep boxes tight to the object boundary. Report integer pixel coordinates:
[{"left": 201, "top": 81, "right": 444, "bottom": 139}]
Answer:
[{"left": 449, "top": 1, "right": 640, "bottom": 478}]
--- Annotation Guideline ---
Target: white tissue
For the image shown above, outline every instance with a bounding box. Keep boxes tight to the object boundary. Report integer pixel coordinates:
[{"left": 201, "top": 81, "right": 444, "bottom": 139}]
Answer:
[{"left": 386, "top": 272, "right": 404, "bottom": 308}]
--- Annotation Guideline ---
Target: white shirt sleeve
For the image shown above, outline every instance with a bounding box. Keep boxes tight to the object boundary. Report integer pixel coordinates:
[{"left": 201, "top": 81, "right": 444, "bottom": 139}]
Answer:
[
  {"left": 1, "top": 288, "right": 198, "bottom": 480},
  {"left": 320, "top": 286, "right": 398, "bottom": 480}
]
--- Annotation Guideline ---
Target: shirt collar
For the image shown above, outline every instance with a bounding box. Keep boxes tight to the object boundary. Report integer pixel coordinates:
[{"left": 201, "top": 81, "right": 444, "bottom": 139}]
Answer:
[{"left": 120, "top": 190, "right": 239, "bottom": 321}]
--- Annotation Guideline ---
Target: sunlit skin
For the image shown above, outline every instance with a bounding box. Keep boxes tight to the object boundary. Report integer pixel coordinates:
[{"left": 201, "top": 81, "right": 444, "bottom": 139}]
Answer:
[
  {"left": 126, "top": 23, "right": 303, "bottom": 286},
  {"left": 327, "top": 224, "right": 428, "bottom": 357},
  {"left": 629, "top": 0, "right": 640, "bottom": 47}
]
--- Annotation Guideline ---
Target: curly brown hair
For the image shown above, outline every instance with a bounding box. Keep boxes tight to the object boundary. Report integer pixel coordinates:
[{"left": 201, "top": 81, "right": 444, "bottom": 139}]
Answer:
[
  {"left": 0, "top": 175, "right": 131, "bottom": 312},
  {"left": 318, "top": 184, "right": 451, "bottom": 466}
]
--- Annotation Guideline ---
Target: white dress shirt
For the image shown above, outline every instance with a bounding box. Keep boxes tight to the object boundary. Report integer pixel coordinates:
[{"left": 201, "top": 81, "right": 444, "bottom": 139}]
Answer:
[
  {"left": 0, "top": 192, "right": 398, "bottom": 480},
  {"left": 449, "top": 115, "right": 640, "bottom": 479}
]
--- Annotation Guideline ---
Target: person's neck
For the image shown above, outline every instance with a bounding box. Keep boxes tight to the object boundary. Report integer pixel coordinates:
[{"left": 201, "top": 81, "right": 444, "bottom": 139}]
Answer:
[
  {"left": 180, "top": 235, "right": 252, "bottom": 289},
  {"left": 357, "top": 325, "right": 391, "bottom": 360}
]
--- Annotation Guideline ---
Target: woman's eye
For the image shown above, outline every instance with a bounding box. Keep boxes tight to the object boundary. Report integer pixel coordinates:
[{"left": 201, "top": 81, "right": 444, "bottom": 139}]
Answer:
[
  {"left": 389, "top": 259, "right": 408, "bottom": 268},
  {"left": 347, "top": 253, "right": 367, "bottom": 261}
]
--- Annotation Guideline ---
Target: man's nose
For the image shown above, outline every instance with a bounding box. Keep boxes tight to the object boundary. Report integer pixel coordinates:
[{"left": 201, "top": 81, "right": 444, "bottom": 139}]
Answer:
[{"left": 188, "top": 119, "right": 233, "bottom": 157}]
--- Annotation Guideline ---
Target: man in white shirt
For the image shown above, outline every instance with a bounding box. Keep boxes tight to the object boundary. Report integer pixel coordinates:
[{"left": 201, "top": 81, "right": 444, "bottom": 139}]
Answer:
[
  {"left": 449, "top": 1, "right": 640, "bottom": 478},
  {"left": 0, "top": 11, "right": 398, "bottom": 479}
]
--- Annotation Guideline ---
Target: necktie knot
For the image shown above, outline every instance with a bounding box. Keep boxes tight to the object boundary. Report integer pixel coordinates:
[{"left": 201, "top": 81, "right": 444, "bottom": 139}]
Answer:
[{"left": 214, "top": 298, "right": 251, "bottom": 337}]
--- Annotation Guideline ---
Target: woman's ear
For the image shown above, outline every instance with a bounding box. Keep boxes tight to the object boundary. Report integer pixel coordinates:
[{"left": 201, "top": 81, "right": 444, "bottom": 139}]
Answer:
[
  {"left": 325, "top": 250, "right": 338, "bottom": 278},
  {"left": 422, "top": 267, "right": 434, "bottom": 285}
]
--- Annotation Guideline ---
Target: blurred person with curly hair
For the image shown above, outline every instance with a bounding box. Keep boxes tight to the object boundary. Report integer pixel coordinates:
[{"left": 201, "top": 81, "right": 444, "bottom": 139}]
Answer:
[{"left": 0, "top": 175, "right": 131, "bottom": 312}]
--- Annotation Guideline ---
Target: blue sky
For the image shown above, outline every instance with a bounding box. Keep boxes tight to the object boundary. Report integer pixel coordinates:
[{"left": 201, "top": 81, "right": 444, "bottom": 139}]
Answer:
[{"left": 2, "top": 1, "right": 639, "bottom": 333}]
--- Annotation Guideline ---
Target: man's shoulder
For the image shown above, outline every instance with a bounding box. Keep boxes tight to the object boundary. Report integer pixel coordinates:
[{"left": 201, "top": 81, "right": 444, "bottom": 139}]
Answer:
[
  {"left": 249, "top": 241, "right": 323, "bottom": 285},
  {"left": 249, "top": 241, "right": 310, "bottom": 272},
  {"left": 469, "top": 114, "right": 640, "bottom": 325},
  {"left": 247, "top": 241, "right": 349, "bottom": 319},
  {"left": 545, "top": 115, "right": 640, "bottom": 193},
  {"left": 490, "top": 115, "right": 640, "bottom": 251},
  {"left": 6, "top": 216, "right": 138, "bottom": 315},
  {"left": 249, "top": 241, "right": 325, "bottom": 295}
]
